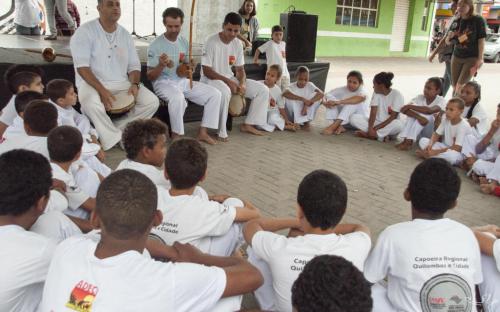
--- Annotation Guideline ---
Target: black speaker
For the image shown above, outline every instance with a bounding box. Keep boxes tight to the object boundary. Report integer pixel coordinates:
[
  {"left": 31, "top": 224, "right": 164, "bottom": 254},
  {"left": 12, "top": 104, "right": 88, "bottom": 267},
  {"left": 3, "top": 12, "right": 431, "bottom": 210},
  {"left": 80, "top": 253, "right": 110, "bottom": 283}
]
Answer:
[{"left": 280, "top": 13, "right": 318, "bottom": 63}]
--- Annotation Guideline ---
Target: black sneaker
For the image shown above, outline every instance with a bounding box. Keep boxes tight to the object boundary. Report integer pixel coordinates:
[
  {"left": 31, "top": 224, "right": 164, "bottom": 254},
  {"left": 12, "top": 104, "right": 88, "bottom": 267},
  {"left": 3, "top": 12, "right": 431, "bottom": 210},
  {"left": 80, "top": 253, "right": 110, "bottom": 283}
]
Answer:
[{"left": 44, "top": 34, "right": 57, "bottom": 40}]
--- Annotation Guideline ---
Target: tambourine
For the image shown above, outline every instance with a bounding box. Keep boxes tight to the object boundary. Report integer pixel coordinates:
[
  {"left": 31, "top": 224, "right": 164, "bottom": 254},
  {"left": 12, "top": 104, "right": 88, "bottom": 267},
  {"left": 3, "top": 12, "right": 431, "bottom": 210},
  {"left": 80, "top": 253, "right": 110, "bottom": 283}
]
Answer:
[
  {"left": 108, "top": 91, "right": 135, "bottom": 115},
  {"left": 228, "top": 94, "right": 246, "bottom": 117}
]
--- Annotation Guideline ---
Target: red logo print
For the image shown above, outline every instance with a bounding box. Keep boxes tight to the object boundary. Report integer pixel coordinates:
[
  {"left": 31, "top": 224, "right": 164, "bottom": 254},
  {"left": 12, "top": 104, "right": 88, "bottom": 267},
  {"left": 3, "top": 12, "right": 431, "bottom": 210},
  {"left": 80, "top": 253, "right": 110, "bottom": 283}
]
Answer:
[{"left": 229, "top": 55, "right": 236, "bottom": 66}]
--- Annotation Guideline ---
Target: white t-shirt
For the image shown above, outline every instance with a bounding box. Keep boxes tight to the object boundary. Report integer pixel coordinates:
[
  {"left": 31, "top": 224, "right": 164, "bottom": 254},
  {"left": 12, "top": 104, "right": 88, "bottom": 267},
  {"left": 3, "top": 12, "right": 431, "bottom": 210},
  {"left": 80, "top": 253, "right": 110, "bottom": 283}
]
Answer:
[
  {"left": 436, "top": 116, "right": 472, "bottom": 147},
  {"left": 50, "top": 101, "right": 98, "bottom": 139},
  {"left": 462, "top": 102, "right": 489, "bottom": 136},
  {"left": 0, "top": 95, "right": 17, "bottom": 127},
  {"left": 38, "top": 236, "right": 226, "bottom": 312},
  {"left": 252, "top": 231, "right": 372, "bottom": 312},
  {"left": 370, "top": 89, "right": 404, "bottom": 122},
  {"left": 14, "top": 0, "right": 40, "bottom": 28},
  {"left": 0, "top": 224, "right": 56, "bottom": 312},
  {"left": 286, "top": 81, "right": 320, "bottom": 100},
  {"left": 364, "top": 218, "right": 482, "bottom": 312},
  {"left": 30, "top": 210, "right": 82, "bottom": 243},
  {"left": 260, "top": 81, "right": 284, "bottom": 110},
  {"left": 0, "top": 134, "right": 49, "bottom": 158},
  {"left": 326, "top": 86, "right": 370, "bottom": 116},
  {"left": 410, "top": 94, "right": 446, "bottom": 111},
  {"left": 257, "top": 40, "right": 290, "bottom": 79},
  {"left": 201, "top": 33, "right": 244, "bottom": 79},
  {"left": 50, "top": 163, "right": 90, "bottom": 220},
  {"left": 494, "top": 239, "right": 500, "bottom": 272},
  {"left": 151, "top": 190, "right": 237, "bottom": 252},
  {"left": 70, "top": 19, "right": 141, "bottom": 88},
  {"left": 3, "top": 115, "right": 27, "bottom": 139}
]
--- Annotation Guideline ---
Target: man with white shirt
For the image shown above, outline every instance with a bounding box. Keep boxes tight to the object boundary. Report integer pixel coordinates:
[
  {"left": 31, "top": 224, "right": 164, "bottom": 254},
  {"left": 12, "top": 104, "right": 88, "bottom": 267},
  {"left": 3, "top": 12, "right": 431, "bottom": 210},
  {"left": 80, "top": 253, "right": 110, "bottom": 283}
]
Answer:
[
  {"left": 474, "top": 225, "right": 500, "bottom": 312},
  {"left": 0, "top": 150, "right": 56, "bottom": 312},
  {"left": 70, "top": 0, "right": 159, "bottom": 150},
  {"left": 38, "top": 169, "right": 263, "bottom": 312},
  {"left": 147, "top": 7, "right": 221, "bottom": 145},
  {"left": 201, "top": 12, "right": 269, "bottom": 138}
]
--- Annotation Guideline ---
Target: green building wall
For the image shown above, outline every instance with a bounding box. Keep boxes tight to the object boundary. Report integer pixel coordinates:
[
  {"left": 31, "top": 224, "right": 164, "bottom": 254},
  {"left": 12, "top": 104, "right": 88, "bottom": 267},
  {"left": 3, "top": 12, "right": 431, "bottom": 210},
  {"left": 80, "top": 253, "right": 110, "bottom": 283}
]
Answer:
[{"left": 258, "top": 0, "right": 435, "bottom": 57}]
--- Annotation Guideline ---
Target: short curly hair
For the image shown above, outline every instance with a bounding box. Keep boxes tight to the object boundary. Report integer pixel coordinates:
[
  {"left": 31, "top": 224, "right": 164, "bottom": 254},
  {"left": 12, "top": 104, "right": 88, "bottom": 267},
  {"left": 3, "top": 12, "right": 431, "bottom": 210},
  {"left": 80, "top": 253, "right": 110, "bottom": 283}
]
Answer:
[
  {"left": 23, "top": 100, "right": 58, "bottom": 135},
  {"left": 0, "top": 150, "right": 52, "bottom": 216},
  {"left": 292, "top": 255, "right": 373, "bottom": 312},
  {"left": 122, "top": 119, "right": 168, "bottom": 160},
  {"left": 408, "top": 158, "right": 460, "bottom": 215}
]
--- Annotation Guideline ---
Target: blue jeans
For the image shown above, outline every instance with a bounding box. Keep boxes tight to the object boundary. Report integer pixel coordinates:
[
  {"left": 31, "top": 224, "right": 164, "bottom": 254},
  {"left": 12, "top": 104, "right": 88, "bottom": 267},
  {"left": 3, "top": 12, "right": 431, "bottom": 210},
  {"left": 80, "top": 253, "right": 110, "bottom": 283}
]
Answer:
[{"left": 15, "top": 24, "right": 41, "bottom": 35}]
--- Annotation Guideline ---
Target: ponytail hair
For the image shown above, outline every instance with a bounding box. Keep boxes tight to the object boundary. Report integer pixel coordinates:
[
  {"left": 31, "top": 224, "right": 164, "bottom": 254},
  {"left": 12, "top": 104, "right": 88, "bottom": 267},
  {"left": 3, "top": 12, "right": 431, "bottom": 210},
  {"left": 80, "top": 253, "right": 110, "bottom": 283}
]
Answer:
[{"left": 373, "top": 72, "right": 394, "bottom": 89}]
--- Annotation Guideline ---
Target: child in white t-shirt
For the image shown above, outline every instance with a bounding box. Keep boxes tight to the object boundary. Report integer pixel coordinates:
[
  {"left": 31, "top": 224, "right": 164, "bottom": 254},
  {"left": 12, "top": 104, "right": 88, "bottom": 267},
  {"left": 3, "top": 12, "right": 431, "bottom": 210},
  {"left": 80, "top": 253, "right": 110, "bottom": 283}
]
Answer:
[
  {"left": 396, "top": 77, "right": 445, "bottom": 150},
  {"left": 351, "top": 71, "right": 404, "bottom": 141},
  {"left": 2, "top": 90, "right": 48, "bottom": 140},
  {"left": 460, "top": 81, "right": 489, "bottom": 137},
  {"left": 473, "top": 225, "right": 500, "bottom": 312},
  {"left": 291, "top": 255, "right": 373, "bottom": 312},
  {"left": 0, "top": 66, "right": 44, "bottom": 138},
  {"left": 417, "top": 97, "right": 472, "bottom": 165},
  {"left": 152, "top": 138, "right": 261, "bottom": 256},
  {"left": 462, "top": 103, "right": 500, "bottom": 176},
  {"left": 37, "top": 169, "right": 264, "bottom": 312},
  {"left": 48, "top": 126, "right": 97, "bottom": 220},
  {"left": 322, "top": 70, "right": 369, "bottom": 135},
  {"left": 254, "top": 25, "right": 290, "bottom": 91},
  {"left": 259, "top": 64, "right": 297, "bottom": 132},
  {"left": 243, "top": 169, "right": 372, "bottom": 312},
  {"left": 0, "top": 150, "right": 56, "bottom": 312},
  {"left": 364, "top": 158, "right": 482, "bottom": 312},
  {"left": 282, "top": 66, "right": 324, "bottom": 130}
]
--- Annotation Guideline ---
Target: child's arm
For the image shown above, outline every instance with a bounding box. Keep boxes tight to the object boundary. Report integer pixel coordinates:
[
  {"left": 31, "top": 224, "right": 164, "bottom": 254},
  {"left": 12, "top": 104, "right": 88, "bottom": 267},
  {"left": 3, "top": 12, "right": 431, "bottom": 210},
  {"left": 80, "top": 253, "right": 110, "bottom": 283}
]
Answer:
[
  {"left": 234, "top": 200, "right": 261, "bottom": 222},
  {"left": 426, "top": 133, "right": 446, "bottom": 155},
  {"left": 307, "top": 89, "right": 325, "bottom": 105},
  {"left": 279, "top": 107, "right": 293, "bottom": 124},
  {"left": 282, "top": 90, "right": 306, "bottom": 102},
  {"left": 373, "top": 111, "right": 398, "bottom": 131},
  {"left": 253, "top": 49, "right": 261, "bottom": 64},
  {"left": 467, "top": 117, "right": 480, "bottom": 129},
  {"left": 473, "top": 227, "right": 499, "bottom": 257},
  {"left": 67, "top": 216, "right": 93, "bottom": 233},
  {"left": 367, "top": 106, "right": 378, "bottom": 137},
  {"left": 81, "top": 197, "right": 96, "bottom": 212},
  {"left": 174, "top": 242, "right": 263, "bottom": 298},
  {"left": 243, "top": 217, "right": 301, "bottom": 246},
  {"left": 333, "top": 223, "right": 371, "bottom": 236},
  {"left": 476, "top": 120, "right": 499, "bottom": 154},
  {"left": 144, "top": 239, "right": 180, "bottom": 261},
  {"left": 334, "top": 95, "right": 366, "bottom": 106},
  {"left": 0, "top": 122, "right": 7, "bottom": 138}
]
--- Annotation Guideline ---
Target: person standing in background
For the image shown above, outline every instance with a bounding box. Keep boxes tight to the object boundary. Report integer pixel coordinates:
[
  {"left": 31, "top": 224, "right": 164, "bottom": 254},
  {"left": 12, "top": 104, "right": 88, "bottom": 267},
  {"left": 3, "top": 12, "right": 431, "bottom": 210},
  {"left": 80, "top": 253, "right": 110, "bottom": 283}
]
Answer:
[
  {"left": 14, "top": 0, "right": 42, "bottom": 35},
  {"left": 44, "top": 0, "right": 76, "bottom": 40},
  {"left": 237, "top": 0, "right": 259, "bottom": 51},
  {"left": 55, "top": 0, "right": 80, "bottom": 36}
]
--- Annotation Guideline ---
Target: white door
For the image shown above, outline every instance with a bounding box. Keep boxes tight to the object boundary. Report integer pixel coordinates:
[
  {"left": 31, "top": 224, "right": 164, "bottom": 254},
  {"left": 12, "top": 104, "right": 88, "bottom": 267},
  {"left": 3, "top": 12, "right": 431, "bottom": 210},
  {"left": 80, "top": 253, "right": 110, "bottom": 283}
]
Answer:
[{"left": 390, "top": 0, "right": 410, "bottom": 52}]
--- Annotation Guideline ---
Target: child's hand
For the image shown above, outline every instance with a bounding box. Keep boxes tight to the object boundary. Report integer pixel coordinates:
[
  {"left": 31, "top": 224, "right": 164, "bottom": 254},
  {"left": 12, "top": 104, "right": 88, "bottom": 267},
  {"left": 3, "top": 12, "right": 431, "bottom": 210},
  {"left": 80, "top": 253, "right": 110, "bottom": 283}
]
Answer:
[
  {"left": 367, "top": 127, "right": 377, "bottom": 139},
  {"left": 303, "top": 99, "right": 313, "bottom": 106},
  {"left": 474, "top": 224, "right": 500, "bottom": 238},
  {"left": 425, "top": 144, "right": 433, "bottom": 152},
  {"left": 209, "top": 194, "right": 231, "bottom": 203},
  {"left": 227, "top": 80, "right": 239, "bottom": 94},
  {"left": 52, "top": 178, "right": 67, "bottom": 193},
  {"left": 90, "top": 135, "right": 99, "bottom": 144},
  {"left": 238, "top": 83, "right": 247, "bottom": 95},
  {"left": 270, "top": 98, "right": 276, "bottom": 107},
  {"left": 96, "top": 149, "right": 106, "bottom": 162},
  {"left": 491, "top": 120, "right": 500, "bottom": 130},
  {"left": 173, "top": 242, "right": 204, "bottom": 263}
]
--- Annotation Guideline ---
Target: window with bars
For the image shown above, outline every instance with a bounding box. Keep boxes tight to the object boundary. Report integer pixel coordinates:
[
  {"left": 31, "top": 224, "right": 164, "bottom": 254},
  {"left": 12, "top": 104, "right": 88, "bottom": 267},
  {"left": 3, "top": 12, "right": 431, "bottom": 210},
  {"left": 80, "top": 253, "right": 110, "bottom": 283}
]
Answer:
[{"left": 335, "top": 0, "right": 379, "bottom": 27}]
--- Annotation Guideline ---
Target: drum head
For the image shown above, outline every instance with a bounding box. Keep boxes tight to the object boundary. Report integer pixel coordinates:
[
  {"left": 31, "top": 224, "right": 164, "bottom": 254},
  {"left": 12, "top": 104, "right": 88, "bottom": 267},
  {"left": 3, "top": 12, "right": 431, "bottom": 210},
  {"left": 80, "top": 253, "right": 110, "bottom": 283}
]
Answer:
[
  {"left": 109, "top": 92, "right": 135, "bottom": 115},
  {"left": 228, "top": 94, "right": 246, "bottom": 117}
]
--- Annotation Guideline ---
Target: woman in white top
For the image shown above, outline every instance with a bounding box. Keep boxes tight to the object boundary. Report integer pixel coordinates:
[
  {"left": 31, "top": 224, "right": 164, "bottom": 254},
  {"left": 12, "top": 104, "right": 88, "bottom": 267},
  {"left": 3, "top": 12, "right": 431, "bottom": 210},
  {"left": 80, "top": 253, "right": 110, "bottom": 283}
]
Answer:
[
  {"left": 322, "top": 70, "right": 368, "bottom": 136},
  {"left": 460, "top": 81, "right": 489, "bottom": 137}
]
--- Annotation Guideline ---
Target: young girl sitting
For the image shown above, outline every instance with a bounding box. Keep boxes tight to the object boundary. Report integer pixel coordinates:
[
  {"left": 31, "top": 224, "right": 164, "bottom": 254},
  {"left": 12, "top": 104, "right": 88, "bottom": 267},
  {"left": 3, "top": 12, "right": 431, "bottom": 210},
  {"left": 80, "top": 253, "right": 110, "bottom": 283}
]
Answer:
[
  {"left": 459, "top": 81, "right": 489, "bottom": 137},
  {"left": 260, "top": 64, "right": 297, "bottom": 132},
  {"left": 417, "top": 97, "right": 472, "bottom": 165},
  {"left": 350, "top": 72, "right": 403, "bottom": 141},
  {"left": 321, "top": 70, "right": 368, "bottom": 136},
  {"left": 396, "top": 77, "right": 445, "bottom": 150}
]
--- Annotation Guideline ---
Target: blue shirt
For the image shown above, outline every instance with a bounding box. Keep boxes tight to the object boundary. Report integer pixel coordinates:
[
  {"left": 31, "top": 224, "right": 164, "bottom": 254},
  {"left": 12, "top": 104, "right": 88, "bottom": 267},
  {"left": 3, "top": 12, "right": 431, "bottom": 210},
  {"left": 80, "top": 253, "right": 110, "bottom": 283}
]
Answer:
[{"left": 147, "top": 34, "right": 189, "bottom": 81}]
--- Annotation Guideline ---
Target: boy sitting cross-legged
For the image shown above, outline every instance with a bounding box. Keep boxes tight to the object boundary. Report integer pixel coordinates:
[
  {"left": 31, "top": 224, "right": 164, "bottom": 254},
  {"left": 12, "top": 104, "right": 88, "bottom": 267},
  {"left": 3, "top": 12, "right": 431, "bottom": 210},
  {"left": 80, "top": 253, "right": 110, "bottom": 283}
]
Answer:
[{"left": 243, "top": 169, "right": 372, "bottom": 312}]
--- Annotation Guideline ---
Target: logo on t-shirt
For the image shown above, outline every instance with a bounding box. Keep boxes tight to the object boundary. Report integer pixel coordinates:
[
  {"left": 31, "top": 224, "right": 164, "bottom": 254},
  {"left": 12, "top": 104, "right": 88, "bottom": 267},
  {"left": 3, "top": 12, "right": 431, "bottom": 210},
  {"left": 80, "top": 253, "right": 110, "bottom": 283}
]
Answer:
[
  {"left": 229, "top": 55, "right": 236, "bottom": 66},
  {"left": 420, "top": 273, "right": 473, "bottom": 312},
  {"left": 66, "top": 280, "right": 99, "bottom": 312}
]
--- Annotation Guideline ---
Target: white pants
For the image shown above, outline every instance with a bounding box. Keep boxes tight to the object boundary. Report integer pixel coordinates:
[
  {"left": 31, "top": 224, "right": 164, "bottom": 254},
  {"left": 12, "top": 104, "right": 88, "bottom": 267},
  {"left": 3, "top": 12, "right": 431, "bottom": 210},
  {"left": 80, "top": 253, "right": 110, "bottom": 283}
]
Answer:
[
  {"left": 285, "top": 99, "right": 321, "bottom": 124},
  {"left": 371, "top": 282, "right": 396, "bottom": 312},
  {"left": 279, "top": 75, "right": 290, "bottom": 93},
  {"left": 476, "top": 156, "right": 500, "bottom": 182},
  {"left": 350, "top": 114, "right": 403, "bottom": 139},
  {"left": 259, "top": 109, "right": 285, "bottom": 132},
  {"left": 479, "top": 253, "right": 500, "bottom": 312},
  {"left": 78, "top": 80, "right": 159, "bottom": 150},
  {"left": 201, "top": 77, "right": 269, "bottom": 138},
  {"left": 325, "top": 104, "right": 365, "bottom": 125},
  {"left": 83, "top": 156, "right": 112, "bottom": 177},
  {"left": 418, "top": 138, "right": 465, "bottom": 165},
  {"left": 462, "top": 134, "right": 498, "bottom": 160},
  {"left": 153, "top": 78, "right": 221, "bottom": 135},
  {"left": 247, "top": 247, "right": 276, "bottom": 311},
  {"left": 400, "top": 114, "right": 435, "bottom": 141},
  {"left": 209, "top": 296, "right": 243, "bottom": 312},
  {"left": 44, "top": 0, "right": 75, "bottom": 35},
  {"left": 207, "top": 198, "right": 245, "bottom": 257}
]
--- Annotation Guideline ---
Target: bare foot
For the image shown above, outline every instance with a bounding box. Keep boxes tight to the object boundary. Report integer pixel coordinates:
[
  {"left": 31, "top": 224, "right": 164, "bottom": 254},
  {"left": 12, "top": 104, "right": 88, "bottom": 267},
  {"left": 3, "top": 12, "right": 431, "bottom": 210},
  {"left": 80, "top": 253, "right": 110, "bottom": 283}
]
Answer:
[
  {"left": 415, "top": 149, "right": 428, "bottom": 159},
  {"left": 197, "top": 133, "right": 217, "bottom": 145},
  {"left": 480, "top": 183, "right": 495, "bottom": 194},
  {"left": 464, "top": 157, "right": 477, "bottom": 170},
  {"left": 285, "top": 124, "right": 296, "bottom": 132},
  {"left": 301, "top": 123, "right": 311, "bottom": 132},
  {"left": 470, "top": 172, "right": 480, "bottom": 184},
  {"left": 217, "top": 136, "right": 229, "bottom": 143},
  {"left": 334, "top": 125, "right": 346, "bottom": 135},
  {"left": 240, "top": 124, "right": 264, "bottom": 136},
  {"left": 355, "top": 130, "right": 369, "bottom": 138},
  {"left": 479, "top": 176, "right": 489, "bottom": 185},
  {"left": 321, "top": 125, "right": 335, "bottom": 135}
]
